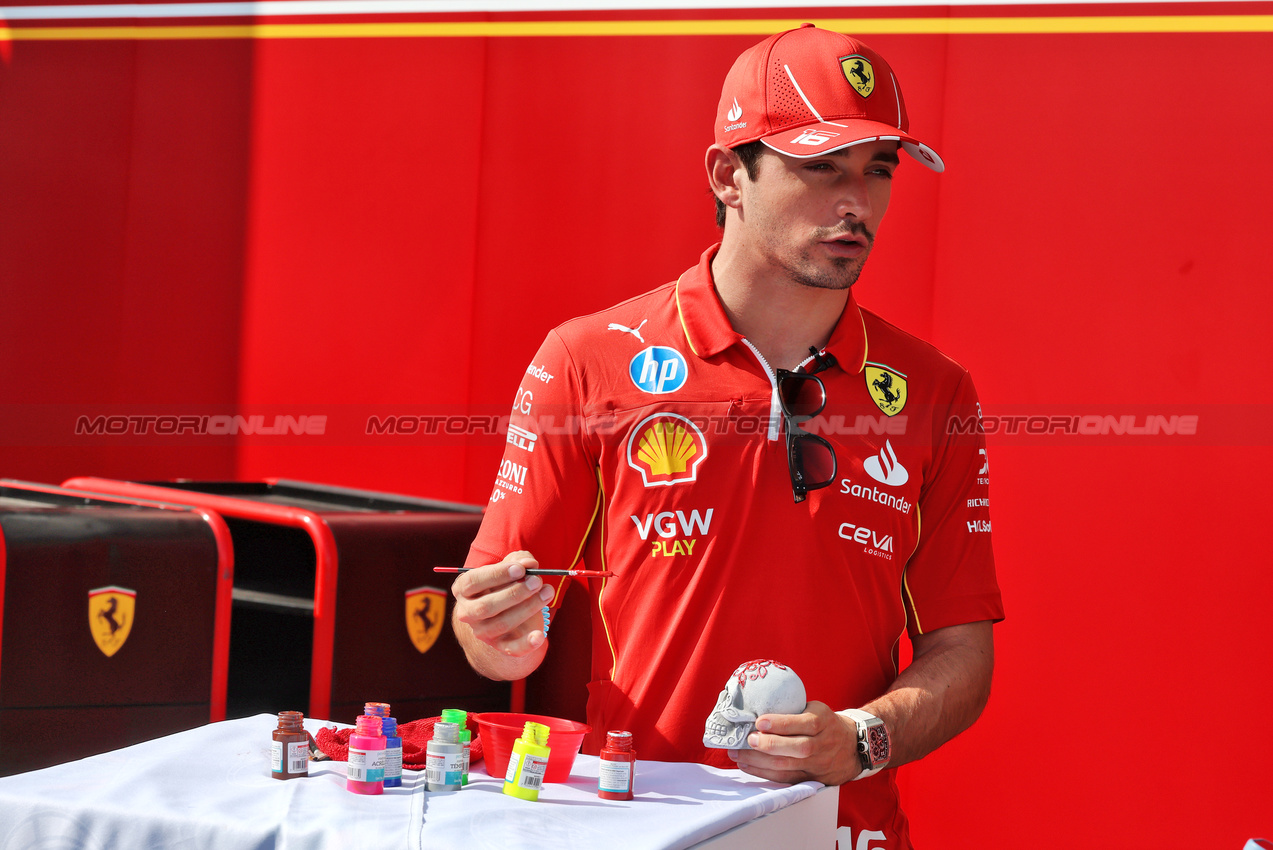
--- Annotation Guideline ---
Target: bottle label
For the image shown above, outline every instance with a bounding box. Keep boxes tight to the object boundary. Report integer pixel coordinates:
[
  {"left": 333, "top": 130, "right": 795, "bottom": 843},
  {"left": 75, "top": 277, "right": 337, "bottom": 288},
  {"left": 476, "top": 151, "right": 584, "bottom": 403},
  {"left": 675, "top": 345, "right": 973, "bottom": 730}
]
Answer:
[
  {"left": 516, "top": 754, "right": 548, "bottom": 790},
  {"left": 367, "top": 749, "right": 385, "bottom": 782},
  {"left": 288, "top": 741, "right": 309, "bottom": 775},
  {"left": 270, "top": 741, "right": 284, "bottom": 773},
  {"left": 427, "top": 752, "right": 462, "bottom": 787},
  {"left": 348, "top": 747, "right": 386, "bottom": 783},
  {"left": 599, "top": 760, "right": 632, "bottom": 793},
  {"left": 384, "top": 745, "right": 403, "bottom": 779}
]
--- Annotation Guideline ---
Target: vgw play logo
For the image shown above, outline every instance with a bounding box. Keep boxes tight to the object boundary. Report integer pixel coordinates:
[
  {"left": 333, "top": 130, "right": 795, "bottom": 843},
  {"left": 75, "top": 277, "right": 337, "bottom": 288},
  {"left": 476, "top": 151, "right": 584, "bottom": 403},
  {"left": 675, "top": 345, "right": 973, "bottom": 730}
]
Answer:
[{"left": 629, "top": 346, "right": 687, "bottom": 394}]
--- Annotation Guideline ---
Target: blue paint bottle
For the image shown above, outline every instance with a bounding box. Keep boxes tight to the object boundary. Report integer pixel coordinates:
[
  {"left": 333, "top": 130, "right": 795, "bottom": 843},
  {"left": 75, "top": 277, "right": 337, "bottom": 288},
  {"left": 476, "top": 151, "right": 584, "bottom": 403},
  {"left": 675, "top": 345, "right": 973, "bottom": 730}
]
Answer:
[{"left": 382, "top": 715, "right": 403, "bottom": 788}]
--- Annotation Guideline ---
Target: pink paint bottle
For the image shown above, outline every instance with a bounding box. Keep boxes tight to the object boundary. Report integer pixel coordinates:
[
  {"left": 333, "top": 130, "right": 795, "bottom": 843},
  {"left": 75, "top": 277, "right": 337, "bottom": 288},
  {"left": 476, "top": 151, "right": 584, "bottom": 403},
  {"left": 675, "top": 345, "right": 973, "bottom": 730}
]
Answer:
[{"left": 346, "top": 714, "right": 386, "bottom": 795}]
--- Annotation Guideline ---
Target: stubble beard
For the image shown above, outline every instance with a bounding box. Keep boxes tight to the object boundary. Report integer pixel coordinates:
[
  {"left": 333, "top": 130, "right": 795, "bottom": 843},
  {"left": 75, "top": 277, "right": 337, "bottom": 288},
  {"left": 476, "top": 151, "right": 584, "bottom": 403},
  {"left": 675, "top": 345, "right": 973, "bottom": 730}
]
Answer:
[
  {"left": 789, "top": 251, "right": 869, "bottom": 290},
  {"left": 788, "top": 223, "right": 874, "bottom": 291}
]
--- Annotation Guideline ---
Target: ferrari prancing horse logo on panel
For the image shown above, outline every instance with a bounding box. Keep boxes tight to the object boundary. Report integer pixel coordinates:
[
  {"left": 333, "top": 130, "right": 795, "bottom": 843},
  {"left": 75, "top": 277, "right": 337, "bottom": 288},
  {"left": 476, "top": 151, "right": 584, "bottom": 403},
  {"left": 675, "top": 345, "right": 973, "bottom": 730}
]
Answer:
[
  {"left": 88, "top": 586, "right": 135, "bottom": 657},
  {"left": 405, "top": 586, "right": 447, "bottom": 654}
]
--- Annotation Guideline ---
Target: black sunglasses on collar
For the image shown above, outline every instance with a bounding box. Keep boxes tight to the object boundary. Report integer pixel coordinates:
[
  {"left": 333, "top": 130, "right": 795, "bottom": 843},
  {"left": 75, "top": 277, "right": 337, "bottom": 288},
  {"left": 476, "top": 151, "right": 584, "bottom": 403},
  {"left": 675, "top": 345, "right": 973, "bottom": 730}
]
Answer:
[{"left": 776, "top": 347, "right": 838, "bottom": 503}]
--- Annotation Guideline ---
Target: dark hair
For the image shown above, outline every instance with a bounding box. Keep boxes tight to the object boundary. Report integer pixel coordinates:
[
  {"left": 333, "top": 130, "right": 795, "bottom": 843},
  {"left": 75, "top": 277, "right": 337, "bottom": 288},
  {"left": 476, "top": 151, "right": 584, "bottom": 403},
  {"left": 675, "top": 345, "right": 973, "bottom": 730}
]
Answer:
[{"left": 714, "top": 142, "right": 766, "bottom": 228}]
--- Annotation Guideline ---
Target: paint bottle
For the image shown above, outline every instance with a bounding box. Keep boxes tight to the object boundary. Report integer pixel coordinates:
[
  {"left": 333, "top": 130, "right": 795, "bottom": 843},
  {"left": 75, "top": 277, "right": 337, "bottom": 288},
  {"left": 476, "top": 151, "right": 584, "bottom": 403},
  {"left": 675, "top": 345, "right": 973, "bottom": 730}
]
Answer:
[
  {"left": 361, "top": 702, "right": 401, "bottom": 788},
  {"left": 426, "top": 721, "right": 464, "bottom": 791},
  {"left": 502, "top": 721, "right": 551, "bottom": 801},
  {"left": 381, "top": 715, "right": 403, "bottom": 788},
  {"left": 440, "top": 709, "right": 471, "bottom": 786},
  {"left": 346, "top": 714, "right": 386, "bottom": 795},
  {"left": 598, "top": 730, "right": 635, "bottom": 800},
  {"left": 270, "top": 711, "right": 309, "bottom": 780}
]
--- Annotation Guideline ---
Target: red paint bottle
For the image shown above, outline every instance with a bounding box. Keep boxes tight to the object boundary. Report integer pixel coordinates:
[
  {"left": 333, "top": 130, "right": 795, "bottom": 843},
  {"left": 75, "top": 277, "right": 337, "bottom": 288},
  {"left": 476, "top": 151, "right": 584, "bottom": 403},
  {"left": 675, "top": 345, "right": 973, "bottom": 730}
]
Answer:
[
  {"left": 597, "top": 730, "right": 635, "bottom": 800},
  {"left": 271, "top": 711, "right": 308, "bottom": 780}
]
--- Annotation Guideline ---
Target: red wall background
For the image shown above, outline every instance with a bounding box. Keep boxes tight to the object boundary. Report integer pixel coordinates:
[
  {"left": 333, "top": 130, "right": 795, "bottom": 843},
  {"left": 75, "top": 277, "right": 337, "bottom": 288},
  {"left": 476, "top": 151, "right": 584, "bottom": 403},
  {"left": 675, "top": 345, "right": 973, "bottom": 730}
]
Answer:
[{"left": 1, "top": 4, "right": 1270, "bottom": 847}]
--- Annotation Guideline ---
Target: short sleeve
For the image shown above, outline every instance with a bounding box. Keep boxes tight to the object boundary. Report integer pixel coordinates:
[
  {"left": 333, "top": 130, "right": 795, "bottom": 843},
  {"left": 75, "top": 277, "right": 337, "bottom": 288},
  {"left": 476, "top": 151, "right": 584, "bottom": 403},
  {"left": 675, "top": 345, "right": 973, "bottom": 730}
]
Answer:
[
  {"left": 464, "top": 330, "right": 602, "bottom": 607},
  {"left": 902, "top": 370, "right": 1004, "bottom": 636}
]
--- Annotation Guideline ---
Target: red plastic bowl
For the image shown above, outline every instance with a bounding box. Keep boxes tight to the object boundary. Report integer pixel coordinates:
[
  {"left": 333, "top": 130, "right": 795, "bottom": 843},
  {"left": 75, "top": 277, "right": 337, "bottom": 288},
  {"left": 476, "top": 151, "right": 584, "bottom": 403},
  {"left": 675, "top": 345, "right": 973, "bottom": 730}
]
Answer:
[{"left": 473, "top": 712, "right": 591, "bottom": 784}]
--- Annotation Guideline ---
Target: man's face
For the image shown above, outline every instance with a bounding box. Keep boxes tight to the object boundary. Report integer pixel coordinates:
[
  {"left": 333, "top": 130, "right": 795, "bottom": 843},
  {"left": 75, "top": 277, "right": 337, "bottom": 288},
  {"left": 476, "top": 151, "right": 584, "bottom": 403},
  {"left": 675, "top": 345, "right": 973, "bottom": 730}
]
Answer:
[{"left": 733, "top": 140, "right": 898, "bottom": 290}]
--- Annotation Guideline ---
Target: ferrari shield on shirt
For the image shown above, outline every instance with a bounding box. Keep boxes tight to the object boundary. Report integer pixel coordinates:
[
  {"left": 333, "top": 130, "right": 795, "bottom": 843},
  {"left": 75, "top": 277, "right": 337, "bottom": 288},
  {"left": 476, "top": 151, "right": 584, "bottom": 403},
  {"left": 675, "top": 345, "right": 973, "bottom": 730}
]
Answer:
[{"left": 467, "top": 244, "right": 1004, "bottom": 847}]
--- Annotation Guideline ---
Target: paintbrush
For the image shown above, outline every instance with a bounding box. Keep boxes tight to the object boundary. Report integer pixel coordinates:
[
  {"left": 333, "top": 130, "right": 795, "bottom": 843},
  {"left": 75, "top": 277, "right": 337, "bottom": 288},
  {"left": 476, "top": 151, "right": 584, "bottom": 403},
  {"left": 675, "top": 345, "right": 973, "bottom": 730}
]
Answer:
[{"left": 432, "top": 567, "right": 613, "bottom": 578}]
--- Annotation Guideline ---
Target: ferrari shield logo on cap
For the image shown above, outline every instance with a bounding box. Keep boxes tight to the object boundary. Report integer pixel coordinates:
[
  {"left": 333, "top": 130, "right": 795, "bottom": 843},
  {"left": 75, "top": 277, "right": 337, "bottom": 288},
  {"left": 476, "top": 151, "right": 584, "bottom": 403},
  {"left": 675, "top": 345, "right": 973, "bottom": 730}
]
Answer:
[
  {"left": 88, "top": 586, "right": 135, "bottom": 657},
  {"left": 840, "top": 55, "right": 875, "bottom": 98},
  {"left": 865, "top": 362, "right": 908, "bottom": 416},
  {"left": 405, "top": 586, "right": 447, "bottom": 654}
]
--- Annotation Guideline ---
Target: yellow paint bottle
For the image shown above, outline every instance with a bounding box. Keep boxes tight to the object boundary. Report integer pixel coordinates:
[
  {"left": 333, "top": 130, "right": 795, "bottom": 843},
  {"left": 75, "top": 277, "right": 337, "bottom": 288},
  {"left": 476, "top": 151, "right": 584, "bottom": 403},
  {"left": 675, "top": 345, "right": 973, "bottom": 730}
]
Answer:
[{"left": 502, "top": 721, "right": 551, "bottom": 801}]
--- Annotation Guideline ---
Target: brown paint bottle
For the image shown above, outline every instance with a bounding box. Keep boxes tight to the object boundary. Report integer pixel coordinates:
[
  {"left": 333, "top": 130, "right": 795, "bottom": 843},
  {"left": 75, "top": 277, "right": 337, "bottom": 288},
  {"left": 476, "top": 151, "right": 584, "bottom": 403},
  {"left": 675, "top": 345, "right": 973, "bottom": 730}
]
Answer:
[{"left": 271, "top": 711, "right": 309, "bottom": 780}]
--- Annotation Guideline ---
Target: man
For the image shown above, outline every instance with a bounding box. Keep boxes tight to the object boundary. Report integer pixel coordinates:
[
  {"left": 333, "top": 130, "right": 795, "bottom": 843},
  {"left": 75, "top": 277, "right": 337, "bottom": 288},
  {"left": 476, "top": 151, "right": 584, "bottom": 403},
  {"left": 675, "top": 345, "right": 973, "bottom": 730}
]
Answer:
[{"left": 454, "top": 25, "right": 1003, "bottom": 847}]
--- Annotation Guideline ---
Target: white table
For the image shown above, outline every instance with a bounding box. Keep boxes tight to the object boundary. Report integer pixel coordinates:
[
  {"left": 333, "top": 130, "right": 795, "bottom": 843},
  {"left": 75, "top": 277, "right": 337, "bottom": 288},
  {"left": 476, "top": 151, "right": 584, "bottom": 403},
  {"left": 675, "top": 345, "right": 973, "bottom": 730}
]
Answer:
[{"left": 0, "top": 714, "right": 836, "bottom": 850}]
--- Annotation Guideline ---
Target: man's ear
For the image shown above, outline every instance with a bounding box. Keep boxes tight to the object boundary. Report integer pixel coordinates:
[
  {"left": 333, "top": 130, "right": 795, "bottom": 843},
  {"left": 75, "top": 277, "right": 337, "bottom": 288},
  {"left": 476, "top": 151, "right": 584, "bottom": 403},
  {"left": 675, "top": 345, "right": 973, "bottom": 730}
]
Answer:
[{"left": 706, "top": 144, "right": 744, "bottom": 214}]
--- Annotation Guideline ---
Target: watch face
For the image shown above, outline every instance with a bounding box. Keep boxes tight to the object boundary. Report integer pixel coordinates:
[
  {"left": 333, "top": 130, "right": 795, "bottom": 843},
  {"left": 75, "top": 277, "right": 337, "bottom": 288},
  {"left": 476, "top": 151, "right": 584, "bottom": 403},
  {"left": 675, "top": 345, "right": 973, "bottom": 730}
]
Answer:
[{"left": 865, "top": 725, "right": 890, "bottom": 766}]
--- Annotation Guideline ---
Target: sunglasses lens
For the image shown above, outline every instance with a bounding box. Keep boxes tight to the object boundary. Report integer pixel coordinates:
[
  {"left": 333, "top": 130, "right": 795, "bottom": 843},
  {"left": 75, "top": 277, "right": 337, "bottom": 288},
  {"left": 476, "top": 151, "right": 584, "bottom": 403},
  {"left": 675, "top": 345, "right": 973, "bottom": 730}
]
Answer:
[
  {"left": 779, "top": 374, "right": 825, "bottom": 418},
  {"left": 792, "top": 435, "right": 836, "bottom": 486}
]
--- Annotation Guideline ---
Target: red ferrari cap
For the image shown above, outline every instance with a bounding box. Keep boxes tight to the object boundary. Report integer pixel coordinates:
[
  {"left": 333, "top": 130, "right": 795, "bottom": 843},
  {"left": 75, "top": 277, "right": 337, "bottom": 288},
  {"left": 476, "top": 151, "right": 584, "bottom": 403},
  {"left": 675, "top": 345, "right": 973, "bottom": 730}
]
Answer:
[{"left": 714, "top": 24, "right": 944, "bottom": 172}]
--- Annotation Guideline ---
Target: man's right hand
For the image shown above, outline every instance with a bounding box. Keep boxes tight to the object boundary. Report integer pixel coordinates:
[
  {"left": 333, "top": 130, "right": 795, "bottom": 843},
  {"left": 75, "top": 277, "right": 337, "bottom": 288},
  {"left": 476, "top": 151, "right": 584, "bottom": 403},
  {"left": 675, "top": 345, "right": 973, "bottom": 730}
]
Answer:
[{"left": 451, "top": 551, "right": 556, "bottom": 666}]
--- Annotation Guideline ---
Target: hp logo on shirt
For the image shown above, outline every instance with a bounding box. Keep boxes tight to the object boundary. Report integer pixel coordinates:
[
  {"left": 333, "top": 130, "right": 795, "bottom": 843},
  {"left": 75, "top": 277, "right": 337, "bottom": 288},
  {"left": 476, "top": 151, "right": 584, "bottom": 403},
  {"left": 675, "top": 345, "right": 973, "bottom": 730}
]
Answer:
[{"left": 629, "top": 346, "right": 688, "bottom": 394}]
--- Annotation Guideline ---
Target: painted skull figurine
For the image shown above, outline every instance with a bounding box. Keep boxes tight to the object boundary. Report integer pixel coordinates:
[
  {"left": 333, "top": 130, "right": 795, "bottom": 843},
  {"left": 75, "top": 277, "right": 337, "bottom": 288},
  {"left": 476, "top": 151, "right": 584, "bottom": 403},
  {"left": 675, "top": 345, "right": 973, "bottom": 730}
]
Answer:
[{"left": 702, "top": 660, "right": 807, "bottom": 749}]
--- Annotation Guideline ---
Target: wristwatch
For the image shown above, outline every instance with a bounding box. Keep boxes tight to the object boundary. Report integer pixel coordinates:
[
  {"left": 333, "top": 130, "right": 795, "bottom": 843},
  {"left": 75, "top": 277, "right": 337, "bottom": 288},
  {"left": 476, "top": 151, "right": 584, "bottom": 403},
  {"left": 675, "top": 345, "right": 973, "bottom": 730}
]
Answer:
[{"left": 838, "top": 709, "right": 890, "bottom": 780}]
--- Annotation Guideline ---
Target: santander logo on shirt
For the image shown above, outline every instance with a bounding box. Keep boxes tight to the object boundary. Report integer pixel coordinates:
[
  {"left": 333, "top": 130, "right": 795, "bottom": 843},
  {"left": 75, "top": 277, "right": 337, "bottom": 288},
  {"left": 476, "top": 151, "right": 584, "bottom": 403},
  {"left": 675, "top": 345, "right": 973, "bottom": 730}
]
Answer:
[{"left": 863, "top": 440, "right": 908, "bottom": 487}]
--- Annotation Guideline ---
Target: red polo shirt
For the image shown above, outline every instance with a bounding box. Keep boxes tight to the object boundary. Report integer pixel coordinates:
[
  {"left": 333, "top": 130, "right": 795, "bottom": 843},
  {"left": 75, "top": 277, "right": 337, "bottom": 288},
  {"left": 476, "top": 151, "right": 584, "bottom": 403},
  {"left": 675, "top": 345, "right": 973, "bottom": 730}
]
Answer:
[{"left": 468, "top": 244, "right": 1003, "bottom": 845}]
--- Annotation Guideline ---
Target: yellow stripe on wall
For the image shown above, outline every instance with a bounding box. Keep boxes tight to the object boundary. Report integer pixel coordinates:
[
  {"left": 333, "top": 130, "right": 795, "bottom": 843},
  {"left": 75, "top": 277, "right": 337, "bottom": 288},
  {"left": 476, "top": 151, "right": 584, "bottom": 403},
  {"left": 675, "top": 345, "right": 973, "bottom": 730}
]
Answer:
[{"left": 4, "top": 16, "right": 1273, "bottom": 40}]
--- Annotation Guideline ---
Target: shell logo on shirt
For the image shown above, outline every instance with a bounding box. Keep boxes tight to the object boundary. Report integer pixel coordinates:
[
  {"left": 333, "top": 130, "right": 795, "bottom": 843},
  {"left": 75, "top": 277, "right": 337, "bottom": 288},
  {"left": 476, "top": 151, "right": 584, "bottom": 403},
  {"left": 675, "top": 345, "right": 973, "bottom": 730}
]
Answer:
[
  {"left": 865, "top": 362, "right": 908, "bottom": 416},
  {"left": 405, "top": 586, "right": 447, "bottom": 654},
  {"left": 626, "top": 412, "right": 707, "bottom": 487},
  {"left": 88, "top": 585, "right": 135, "bottom": 657}
]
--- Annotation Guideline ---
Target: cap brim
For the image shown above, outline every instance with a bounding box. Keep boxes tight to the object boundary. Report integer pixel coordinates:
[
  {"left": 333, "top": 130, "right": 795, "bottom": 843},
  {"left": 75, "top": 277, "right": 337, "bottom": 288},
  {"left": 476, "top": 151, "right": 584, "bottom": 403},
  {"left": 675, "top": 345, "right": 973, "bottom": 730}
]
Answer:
[{"left": 759, "top": 120, "right": 944, "bottom": 173}]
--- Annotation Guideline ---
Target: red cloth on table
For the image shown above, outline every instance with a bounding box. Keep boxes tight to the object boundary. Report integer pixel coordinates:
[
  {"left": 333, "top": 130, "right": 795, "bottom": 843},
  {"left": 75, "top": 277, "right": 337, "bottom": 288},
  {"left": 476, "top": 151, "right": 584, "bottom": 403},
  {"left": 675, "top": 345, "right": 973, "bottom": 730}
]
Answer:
[{"left": 314, "top": 716, "right": 482, "bottom": 769}]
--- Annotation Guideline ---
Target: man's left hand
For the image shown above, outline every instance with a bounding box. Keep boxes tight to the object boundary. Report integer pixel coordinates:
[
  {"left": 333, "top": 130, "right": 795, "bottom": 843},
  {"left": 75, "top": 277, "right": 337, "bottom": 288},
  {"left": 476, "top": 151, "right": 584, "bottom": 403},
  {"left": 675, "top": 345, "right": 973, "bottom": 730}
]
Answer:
[{"left": 729, "top": 700, "right": 861, "bottom": 786}]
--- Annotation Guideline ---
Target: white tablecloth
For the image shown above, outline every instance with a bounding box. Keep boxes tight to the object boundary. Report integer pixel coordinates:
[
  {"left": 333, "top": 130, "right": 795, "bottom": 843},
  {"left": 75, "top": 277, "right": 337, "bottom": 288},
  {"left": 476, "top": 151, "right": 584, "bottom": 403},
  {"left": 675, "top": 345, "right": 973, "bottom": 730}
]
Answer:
[{"left": 0, "top": 714, "right": 826, "bottom": 850}]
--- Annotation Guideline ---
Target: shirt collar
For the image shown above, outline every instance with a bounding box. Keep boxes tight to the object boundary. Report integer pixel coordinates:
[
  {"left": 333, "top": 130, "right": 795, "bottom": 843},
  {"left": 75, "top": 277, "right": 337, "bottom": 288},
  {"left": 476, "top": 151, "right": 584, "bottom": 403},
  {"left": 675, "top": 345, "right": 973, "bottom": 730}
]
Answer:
[{"left": 674, "top": 242, "right": 868, "bottom": 375}]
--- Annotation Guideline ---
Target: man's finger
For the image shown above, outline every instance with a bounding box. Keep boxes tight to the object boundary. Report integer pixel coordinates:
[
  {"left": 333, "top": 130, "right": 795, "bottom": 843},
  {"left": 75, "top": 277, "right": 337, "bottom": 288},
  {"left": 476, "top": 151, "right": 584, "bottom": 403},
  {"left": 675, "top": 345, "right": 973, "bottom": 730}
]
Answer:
[
  {"left": 492, "top": 626, "right": 548, "bottom": 657},
  {"left": 452, "top": 552, "right": 540, "bottom": 598},
  {"left": 747, "top": 730, "right": 816, "bottom": 759},
  {"left": 731, "top": 747, "right": 812, "bottom": 781},
  {"left": 754, "top": 710, "right": 819, "bottom": 737},
  {"left": 459, "top": 582, "right": 553, "bottom": 636}
]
